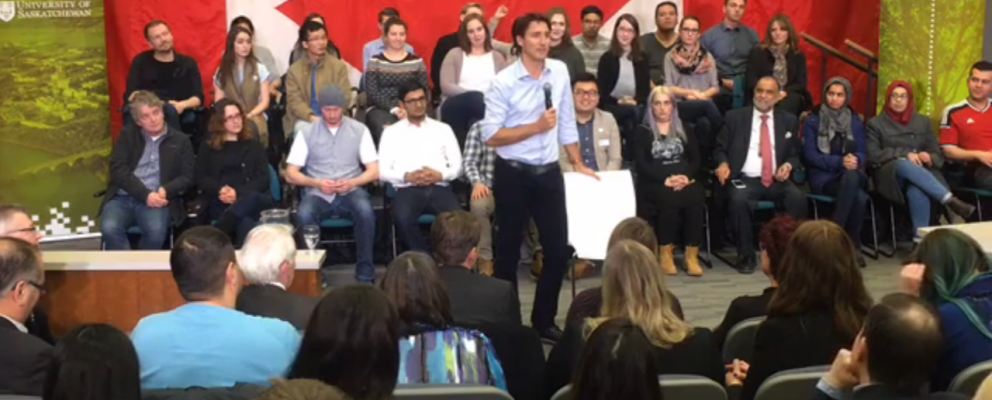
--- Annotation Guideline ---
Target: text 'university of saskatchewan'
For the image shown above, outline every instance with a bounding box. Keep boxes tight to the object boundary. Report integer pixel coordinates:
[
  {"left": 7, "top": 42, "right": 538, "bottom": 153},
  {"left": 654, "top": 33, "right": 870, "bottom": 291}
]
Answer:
[{"left": 0, "top": 1, "right": 94, "bottom": 22}]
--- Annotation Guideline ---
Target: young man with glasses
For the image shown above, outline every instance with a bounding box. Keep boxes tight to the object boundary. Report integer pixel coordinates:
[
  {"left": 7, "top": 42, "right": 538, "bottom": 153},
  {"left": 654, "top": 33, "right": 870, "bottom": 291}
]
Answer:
[
  {"left": 283, "top": 21, "right": 352, "bottom": 138},
  {"left": 379, "top": 81, "right": 463, "bottom": 252},
  {"left": 480, "top": 13, "right": 598, "bottom": 342},
  {"left": 0, "top": 237, "right": 50, "bottom": 396}
]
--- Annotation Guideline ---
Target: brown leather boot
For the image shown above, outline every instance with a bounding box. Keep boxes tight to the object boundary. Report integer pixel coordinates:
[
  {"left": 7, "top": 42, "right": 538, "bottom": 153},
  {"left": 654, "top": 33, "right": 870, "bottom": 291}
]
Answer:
[
  {"left": 659, "top": 245, "right": 677, "bottom": 275},
  {"left": 567, "top": 259, "right": 595, "bottom": 280},
  {"left": 529, "top": 250, "right": 544, "bottom": 279},
  {"left": 477, "top": 259, "right": 494, "bottom": 277},
  {"left": 686, "top": 246, "right": 703, "bottom": 277}
]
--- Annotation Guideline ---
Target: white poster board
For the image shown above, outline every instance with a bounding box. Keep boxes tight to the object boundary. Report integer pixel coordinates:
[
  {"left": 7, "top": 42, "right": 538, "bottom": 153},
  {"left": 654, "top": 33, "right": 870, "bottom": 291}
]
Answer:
[{"left": 564, "top": 170, "right": 637, "bottom": 261}]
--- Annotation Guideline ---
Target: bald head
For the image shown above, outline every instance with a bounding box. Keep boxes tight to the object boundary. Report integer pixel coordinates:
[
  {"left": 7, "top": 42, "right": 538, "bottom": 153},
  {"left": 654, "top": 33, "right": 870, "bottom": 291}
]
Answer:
[{"left": 861, "top": 293, "right": 942, "bottom": 391}]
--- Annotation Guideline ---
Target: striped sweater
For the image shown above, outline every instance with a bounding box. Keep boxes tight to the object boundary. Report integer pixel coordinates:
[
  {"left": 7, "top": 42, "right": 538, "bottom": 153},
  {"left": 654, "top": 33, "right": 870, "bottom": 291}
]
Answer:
[{"left": 365, "top": 53, "right": 431, "bottom": 110}]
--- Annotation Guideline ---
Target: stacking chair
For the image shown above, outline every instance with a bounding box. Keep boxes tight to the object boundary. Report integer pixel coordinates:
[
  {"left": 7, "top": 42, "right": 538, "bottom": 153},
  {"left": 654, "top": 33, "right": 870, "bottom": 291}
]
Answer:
[
  {"left": 949, "top": 360, "right": 992, "bottom": 397},
  {"left": 394, "top": 385, "right": 512, "bottom": 400},
  {"left": 721, "top": 316, "right": 766, "bottom": 364},
  {"left": 753, "top": 365, "right": 829, "bottom": 400}
]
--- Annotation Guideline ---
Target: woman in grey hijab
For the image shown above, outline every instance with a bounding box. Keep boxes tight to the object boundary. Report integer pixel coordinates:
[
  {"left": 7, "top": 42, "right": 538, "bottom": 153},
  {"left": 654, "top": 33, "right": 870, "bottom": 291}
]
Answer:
[
  {"left": 632, "top": 86, "right": 705, "bottom": 277},
  {"left": 802, "top": 77, "right": 869, "bottom": 266}
]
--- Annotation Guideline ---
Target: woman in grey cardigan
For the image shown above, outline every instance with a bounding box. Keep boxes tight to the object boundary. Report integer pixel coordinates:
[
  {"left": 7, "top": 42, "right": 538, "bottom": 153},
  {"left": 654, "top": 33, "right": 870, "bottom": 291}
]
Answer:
[
  {"left": 866, "top": 81, "right": 974, "bottom": 232},
  {"left": 439, "top": 13, "right": 509, "bottom": 144}
]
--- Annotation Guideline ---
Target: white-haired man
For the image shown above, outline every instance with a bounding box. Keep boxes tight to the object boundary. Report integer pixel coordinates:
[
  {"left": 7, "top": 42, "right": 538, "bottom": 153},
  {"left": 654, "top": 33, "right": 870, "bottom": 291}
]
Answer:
[{"left": 234, "top": 224, "right": 317, "bottom": 330}]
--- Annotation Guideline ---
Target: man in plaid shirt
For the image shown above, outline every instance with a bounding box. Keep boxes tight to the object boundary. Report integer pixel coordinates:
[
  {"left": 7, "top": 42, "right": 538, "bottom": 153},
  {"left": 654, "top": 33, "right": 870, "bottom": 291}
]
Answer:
[{"left": 463, "top": 122, "right": 542, "bottom": 276}]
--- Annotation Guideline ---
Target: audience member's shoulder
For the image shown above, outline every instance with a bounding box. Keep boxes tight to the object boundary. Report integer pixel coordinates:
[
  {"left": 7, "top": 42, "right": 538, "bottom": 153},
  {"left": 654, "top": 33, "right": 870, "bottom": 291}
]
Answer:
[
  {"left": 726, "top": 106, "right": 754, "bottom": 120},
  {"left": 132, "top": 49, "right": 155, "bottom": 62},
  {"left": 0, "top": 322, "right": 51, "bottom": 351}
]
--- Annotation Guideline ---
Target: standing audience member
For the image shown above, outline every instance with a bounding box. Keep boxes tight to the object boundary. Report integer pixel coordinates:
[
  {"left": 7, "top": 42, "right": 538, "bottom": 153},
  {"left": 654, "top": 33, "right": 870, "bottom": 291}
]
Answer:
[
  {"left": 236, "top": 224, "right": 317, "bottom": 331},
  {"left": 100, "top": 91, "right": 194, "bottom": 251},
  {"left": 564, "top": 217, "right": 685, "bottom": 329},
  {"left": 940, "top": 61, "right": 992, "bottom": 189},
  {"left": 124, "top": 20, "right": 204, "bottom": 130},
  {"left": 287, "top": 85, "right": 379, "bottom": 284},
  {"left": 380, "top": 252, "right": 507, "bottom": 389},
  {"left": 867, "top": 81, "right": 974, "bottom": 234},
  {"left": 803, "top": 78, "right": 869, "bottom": 265},
  {"left": 256, "top": 380, "right": 353, "bottom": 400},
  {"left": 744, "top": 14, "right": 810, "bottom": 116},
  {"left": 900, "top": 229, "right": 992, "bottom": 391},
  {"left": 812, "top": 294, "right": 968, "bottom": 400},
  {"left": 289, "top": 14, "right": 342, "bottom": 65},
  {"left": 597, "top": 14, "right": 651, "bottom": 141},
  {"left": 462, "top": 122, "right": 542, "bottom": 277},
  {"left": 194, "top": 99, "right": 272, "bottom": 245},
  {"left": 42, "top": 324, "right": 140, "bottom": 400},
  {"left": 379, "top": 82, "right": 462, "bottom": 252},
  {"left": 712, "top": 216, "right": 801, "bottom": 354},
  {"left": 568, "top": 318, "right": 664, "bottom": 400},
  {"left": 574, "top": 6, "right": 611, "bottom": 77},
  {"left": 727, "top": 220, "right": 873, "bottom": 400},
  {"left": 283, "top": 21, "right": 352, "bottom": 138},
  {"left": 0, "top": 238, "right": 49, "bottom": 396},
  {"left": 702, "top": 0, "right": 759, "bottom": 112},
  {"left": 640, "top": 1, "right": 680, "bottom": 86},
  {"left": 430, "top": 211, "right": 521, "bottom": 326},
  {"left": 546, "top": 240, "right": 723, "bottom": 398},
  {"left": 364, "top": 18, "right": 431, "bottom": 142},
  {"left": 362, "top": 8, "right": 415, "bottom": 80},
  {"left": 715, "top": 77, "right": 806, "bottom": 274},
  {"left": 664, "top": 16, "right": 724, "bottom": 153},
  {"left": 547, "top": 8, "right": 586, "bottom": 81},
  {"left": 214, "top": 26, "right": 272, "bottom": 146},
  {"left": 480, "top": 13, "right": 598, "bottom": 342},
  {"left": 633, "top": 86, "right": 705, "bottom": 276},
  {"left": 565, "top": 74, "right": 623, "bottom": 172},
  {"left": 130, "top": 226, "right": 300, "bottom": 389},
  {"left": 290, "top": 285, "right": 400, "bottom": 400},
  {"left": 439, "top": 13, "right": 510, "bottom": 142},
  {"left": 0, "top": 206, "right": 53, "bottom": 345},
  {"left": 431, "top": 3, "right": 506, "bottom": 101}
]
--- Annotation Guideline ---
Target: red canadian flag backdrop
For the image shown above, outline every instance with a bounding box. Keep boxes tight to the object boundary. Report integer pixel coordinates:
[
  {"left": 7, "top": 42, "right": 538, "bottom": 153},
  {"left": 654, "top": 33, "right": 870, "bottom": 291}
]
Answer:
[{"left": 104, "top": 0, "right": 879, "bottom": 136}]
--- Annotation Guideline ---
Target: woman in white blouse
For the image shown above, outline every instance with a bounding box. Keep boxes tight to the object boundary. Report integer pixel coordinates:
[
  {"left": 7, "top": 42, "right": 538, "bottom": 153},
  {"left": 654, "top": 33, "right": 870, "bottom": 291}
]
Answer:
[{"left": 439, "top": 13, "right": 509, "bottom": 144}]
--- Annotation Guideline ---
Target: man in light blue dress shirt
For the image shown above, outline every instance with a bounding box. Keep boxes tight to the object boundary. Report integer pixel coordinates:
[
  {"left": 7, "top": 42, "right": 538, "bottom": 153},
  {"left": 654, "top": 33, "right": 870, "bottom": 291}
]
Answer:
[{"left": 480, "top": 13, "right": 597, "bottom": 343}]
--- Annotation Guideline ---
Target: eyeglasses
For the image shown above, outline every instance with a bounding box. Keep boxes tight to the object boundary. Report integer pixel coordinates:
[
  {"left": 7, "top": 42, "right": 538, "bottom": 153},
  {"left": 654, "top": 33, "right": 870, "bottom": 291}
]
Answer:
[
  {"left": 575, "top": 90, "right": 599, "bottom": 98},
  {"left": 22, "top": 280, "right": 46, "bottom": 296},
  {"left": 224, "top": 113, "right": 243, "bottom": 122},
  {"left": 404, "top": 96, "right": 428, "bottom": 105},
  {"left": 9, "top": 226, "right": 38, "bottom": 235}
]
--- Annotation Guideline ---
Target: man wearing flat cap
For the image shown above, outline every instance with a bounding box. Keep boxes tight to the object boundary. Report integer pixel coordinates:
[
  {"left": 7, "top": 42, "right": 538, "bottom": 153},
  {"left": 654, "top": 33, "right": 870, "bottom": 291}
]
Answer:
[{"left": 286, "top": 85, "right": 380, "bottom": 284}]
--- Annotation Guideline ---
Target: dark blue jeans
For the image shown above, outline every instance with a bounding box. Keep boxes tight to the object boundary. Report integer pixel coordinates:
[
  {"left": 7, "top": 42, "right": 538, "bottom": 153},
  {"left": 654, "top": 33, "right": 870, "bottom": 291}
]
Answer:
[
  {"left": 894, "top": 160, "right": 951, "bottom": 231},
  {"left": 392, "top": 185, "right": 460, "bottom": 252},
  {"left": 440, "top": 91, "right": 485, "bottom": 148},
  {"left": 296, "top": 189, "right": 377, "bottom": 283},
  {"left": 815, "top": 170, "right": 868, "bottom": 247},
  {"left": 100, "top": 195, "right": 171, "bottom": 250},
  {"left": 205, "top": 191, "right": 274, "bottom": 246}
]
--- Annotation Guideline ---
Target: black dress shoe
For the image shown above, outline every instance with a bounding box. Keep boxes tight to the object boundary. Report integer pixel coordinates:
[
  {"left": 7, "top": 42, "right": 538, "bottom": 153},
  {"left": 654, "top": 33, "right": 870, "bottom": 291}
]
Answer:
[
  {"left": 536, "top": 325, "right": 564, "bottom": 343},
  {"left": 735, "top": 254, "right": 756, "bottom": 274}
]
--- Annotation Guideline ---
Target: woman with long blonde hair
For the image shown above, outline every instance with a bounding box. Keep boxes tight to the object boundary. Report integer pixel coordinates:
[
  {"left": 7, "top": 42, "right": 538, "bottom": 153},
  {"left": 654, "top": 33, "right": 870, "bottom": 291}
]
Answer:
[{"left": 546, "top": 240, "right": 723, "bottom": 397}]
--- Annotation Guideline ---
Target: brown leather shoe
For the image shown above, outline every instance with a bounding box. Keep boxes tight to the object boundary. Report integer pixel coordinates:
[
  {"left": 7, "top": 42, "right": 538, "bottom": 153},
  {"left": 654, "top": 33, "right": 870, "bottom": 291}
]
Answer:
[
  {"left": 477, "top": 259, "right": 494, "bottom": 277},
  {"left": 685, "top": 246, "right": 703, "bottom": 277},
  {"left": 659, "top": 245, "right": 677, "bottom": 275},
  {"left": 529, "top": 250, "right": 544, "bottom": 279},
  {"left": 567, "top": 259, "right": 595, "bottom": 280}
]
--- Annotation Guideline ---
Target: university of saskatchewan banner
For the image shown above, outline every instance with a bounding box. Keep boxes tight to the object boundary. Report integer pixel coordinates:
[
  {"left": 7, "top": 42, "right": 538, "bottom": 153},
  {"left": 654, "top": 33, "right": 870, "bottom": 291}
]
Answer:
[{"left": 0, "top": 0, "right": 111, "bottom": 240}]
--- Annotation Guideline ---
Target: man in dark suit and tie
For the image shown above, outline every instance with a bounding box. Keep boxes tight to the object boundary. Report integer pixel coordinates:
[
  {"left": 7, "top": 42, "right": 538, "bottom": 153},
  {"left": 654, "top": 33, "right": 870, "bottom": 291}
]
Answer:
[
  {"left": 235, "top": 224, "right": 318, "bottom": 330},
  {"left": 715, "top": 76, "right": 807, "bottom": 274},
  {"left": 0, "top": 238, "right": 51, "bottom": 396},
  {"left": 0, "top": 205, "right": 54, "bottom": 345},
  {"left": 430, "top": 211, "right": 521, "bottom": 326}
]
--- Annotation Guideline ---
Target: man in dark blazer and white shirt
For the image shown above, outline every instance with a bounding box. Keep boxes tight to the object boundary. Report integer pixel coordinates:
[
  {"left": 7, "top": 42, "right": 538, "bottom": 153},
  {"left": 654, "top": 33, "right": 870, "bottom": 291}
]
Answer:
[
  {"left": 0, "top": 238, "right": 51, "bottom": 396},
  {"left": 430, "top": 211, "right": 521, "bottom": 327},
  {"left": 235, "top": 224, "right": 318, "bottom": 330},
  {"left": 715, "top": 76, "right": 807, "bottom": 274}
]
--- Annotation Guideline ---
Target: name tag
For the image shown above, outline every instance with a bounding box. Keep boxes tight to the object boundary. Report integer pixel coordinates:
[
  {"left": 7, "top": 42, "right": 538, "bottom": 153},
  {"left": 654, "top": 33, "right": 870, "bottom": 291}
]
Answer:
[{"left": 598, "top": 139, "right": 611, "bottom": 147}]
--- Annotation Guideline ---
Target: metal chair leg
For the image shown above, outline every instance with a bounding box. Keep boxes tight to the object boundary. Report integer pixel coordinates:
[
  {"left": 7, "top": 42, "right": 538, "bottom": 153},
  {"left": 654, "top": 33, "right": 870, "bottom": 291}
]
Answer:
[
  {"left": 867, "top": 197, "right": 879, "bottom": 259},
  {"left": 812, "top": 200, "right": 819, "bottom": 220},
  {"left": 977, "top": 193, "right": 984, "bottom": 221},
  {"left": 704, "top": 207, "right": 712, "bottom": 268}
]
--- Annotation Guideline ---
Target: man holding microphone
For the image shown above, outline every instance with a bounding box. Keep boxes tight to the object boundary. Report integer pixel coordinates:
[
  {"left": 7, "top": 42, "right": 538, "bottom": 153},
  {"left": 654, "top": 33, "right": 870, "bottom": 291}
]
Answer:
[{"left": 481, "top": 13, "right": 598, "bottom": 342}]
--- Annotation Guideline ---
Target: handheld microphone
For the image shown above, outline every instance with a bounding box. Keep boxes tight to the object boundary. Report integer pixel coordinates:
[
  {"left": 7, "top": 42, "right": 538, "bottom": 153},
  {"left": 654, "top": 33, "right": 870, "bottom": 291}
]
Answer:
[{"left": 543, "top": 83, "right": 553, "bottom": 110}]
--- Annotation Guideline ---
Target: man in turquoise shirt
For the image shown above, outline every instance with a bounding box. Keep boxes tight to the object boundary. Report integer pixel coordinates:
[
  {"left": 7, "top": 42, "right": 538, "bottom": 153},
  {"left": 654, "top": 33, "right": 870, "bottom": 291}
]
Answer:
[{"left": 131, "top": 226, "right": 300, "bottom": 389}]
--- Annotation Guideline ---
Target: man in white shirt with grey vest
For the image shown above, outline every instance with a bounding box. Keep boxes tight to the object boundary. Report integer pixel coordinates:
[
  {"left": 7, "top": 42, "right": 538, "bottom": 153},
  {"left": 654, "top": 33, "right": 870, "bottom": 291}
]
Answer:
[
  {"left": 286, "top": 85, "right": 380, "bottom": 284},
  {"left": 379, "top": 81, "right": 463, "bottom": 252}
]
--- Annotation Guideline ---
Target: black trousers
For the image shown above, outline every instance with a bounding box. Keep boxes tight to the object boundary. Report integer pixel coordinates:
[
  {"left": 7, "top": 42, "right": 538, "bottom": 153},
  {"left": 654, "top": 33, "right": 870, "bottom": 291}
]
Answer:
[
  {"left": 816, "top": 170, "right": 868, "bottom": 248},
  {"left": 392, "top": 185, "right": 461, "bottom": 252},
  {"left": 365, "top": 107, "right": 398, "bottom": 145},
  {"left": 493, "top": 157, "right": 569, "bottom": 330},
  {"left": 727, "top": 177, "right": 807, "bottom": 255},
  {"left": 440, "top": 91, "right": 486, "bottom": 149},
  {"left": 974, "top": 165, "right": 992, "bottom": 190},
  {"left": 603, "top": 103, "right": 641, "bottom": 161},
  {"left": 655, "top": 205, "right": 705, "bottom": 247}
]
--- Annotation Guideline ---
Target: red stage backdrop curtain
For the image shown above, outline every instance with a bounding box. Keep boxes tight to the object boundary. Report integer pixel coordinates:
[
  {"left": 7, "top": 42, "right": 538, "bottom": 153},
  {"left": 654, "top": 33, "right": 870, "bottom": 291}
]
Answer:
[{"left": 105, "top": 0, "right": 879, "bottom": 136}]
